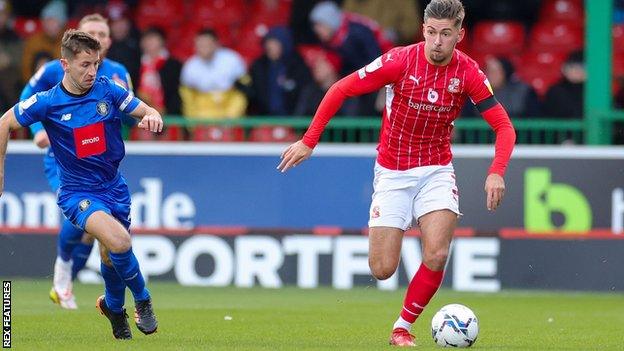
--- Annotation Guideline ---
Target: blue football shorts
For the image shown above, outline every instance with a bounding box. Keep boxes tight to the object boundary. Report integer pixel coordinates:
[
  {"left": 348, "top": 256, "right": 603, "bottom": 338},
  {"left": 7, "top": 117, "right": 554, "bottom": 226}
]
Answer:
[{"left": 57, "top": 173, "right": 131, "bottom": 231}]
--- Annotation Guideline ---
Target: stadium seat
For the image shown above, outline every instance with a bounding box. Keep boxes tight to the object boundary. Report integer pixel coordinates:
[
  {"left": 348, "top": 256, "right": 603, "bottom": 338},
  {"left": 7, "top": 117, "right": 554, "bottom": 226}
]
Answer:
[
  {"left": 249, "top": 0, "right": 292, "bottom": 27},
  {"left": 192, "top": 125, "right": 245, "bottom": 142},
  {"left": 516, "top": 64, "right": 561, "bottom": 97},
  {"left": 129, "top": 127, "right": 157, "bottom": 141},
  {"left": 189, "top": 0, "right": 245, "bottom": 30},
  {"left": 12, "top": 17, "right": 40, "bottom": 38},
  {"left": 614, "top": 53, "right": 624, "bottom": 78},
  {"left": 518, "top": 50, "right": 567, "bottom": 70},
  {"left": 249, "top": 125, "right": 298, "bottom": 142},
  {"left": 235, "top": 24, "right": 265, "bottom": 64},
  {"left": 471, "top": 21, "right": 526, "bottom": 56},
  {"left": 614, "top": 24, "right": 624, "bottom": 53},
  {"left": 539, "top": 0, "right": 584, "bottom": 23},
  {"left": 135, "top": 0, "right": 184, "bottom": 32},
  {"left": 159, "top": 125, "right": 184, "bottom": 141},
  {"left": 529, "top": 21, "right": 583, "bottom": 53}
]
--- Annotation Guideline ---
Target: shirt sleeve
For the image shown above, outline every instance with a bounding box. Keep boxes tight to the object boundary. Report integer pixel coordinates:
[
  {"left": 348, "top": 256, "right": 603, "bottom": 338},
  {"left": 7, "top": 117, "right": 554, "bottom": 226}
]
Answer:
[
  {"left": 108, "top": 77, "right": 140, "bottom": 114},
  {"left": 21, "top": 64, "right": 55, "bottom": 134},
  {"left": 302, "top": 48, "right": 406, "bottom": 148},
  {"left": 13, "top": 93, "right": 47, "bottom": 127},
  {"left": 465, "top": 66, "right": 494, "bottom": 105}
]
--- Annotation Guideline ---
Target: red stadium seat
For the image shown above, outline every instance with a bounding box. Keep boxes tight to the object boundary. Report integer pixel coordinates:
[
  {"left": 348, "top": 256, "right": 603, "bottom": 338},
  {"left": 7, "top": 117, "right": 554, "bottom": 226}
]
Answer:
[
  {"left": 518, "top": 50, "right": 567, "bottom": 70},
  {"left": 471, "top": 21, "right": 526, "bottom": 56},
  {"left": 529, "top": 21, "right": 583, "bottom": 53},
  {"left": 159, "top": 125, "right": 184, "bottom": 141},
  {"left": 12, "top": 17, "right": 40, "bottom": 38},
  {"left": 516, "top": 64, "right": 561, "bottom": 97},
  {"left": 249, "top": 125, "right": 298, "bottom": 142},
  {"left": 249, "top": 0, "right": 292, "bottom": 27},
  {"left": 614, "top": 24, "right": 624, "bottom": 53},
  {"left": 129, "top": 127, "right": 157, "bottom": 141},
  {"left": 189, "top": 0, "right": 245, "bottom": 30},
  {"left": 539, "top": 0, "right": 584, "bottom": 23},
  {"left": 235, "top": 24, "right": 265, "bottom": 64},
  {"left": 614, "top": 53, "right": 624, "bottom": 78},
  {"left": 135, "top": 0, "right": 184, "bottom": 31},
  {"left": 192, "top": 125, "right": 245, "bottom": 142}
]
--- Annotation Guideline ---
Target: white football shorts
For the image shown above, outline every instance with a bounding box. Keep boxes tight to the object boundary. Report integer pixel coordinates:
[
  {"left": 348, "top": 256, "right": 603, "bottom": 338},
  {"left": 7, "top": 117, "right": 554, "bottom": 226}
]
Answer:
[{"left": 368, "top": 162, "right": 461, "bottom": 230}]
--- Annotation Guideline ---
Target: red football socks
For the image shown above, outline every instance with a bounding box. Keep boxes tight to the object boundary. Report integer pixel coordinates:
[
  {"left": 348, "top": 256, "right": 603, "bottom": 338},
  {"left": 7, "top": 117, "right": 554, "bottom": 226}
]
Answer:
[{"left": 399, "top": 263, "right": 444, "bottom": 323}]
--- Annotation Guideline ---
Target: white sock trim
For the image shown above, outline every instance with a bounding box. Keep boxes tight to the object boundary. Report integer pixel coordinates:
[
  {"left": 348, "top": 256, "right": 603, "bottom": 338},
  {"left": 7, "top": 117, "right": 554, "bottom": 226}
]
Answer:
[{"left": 393, "top": 316, "right": 413, "bottom": 331}]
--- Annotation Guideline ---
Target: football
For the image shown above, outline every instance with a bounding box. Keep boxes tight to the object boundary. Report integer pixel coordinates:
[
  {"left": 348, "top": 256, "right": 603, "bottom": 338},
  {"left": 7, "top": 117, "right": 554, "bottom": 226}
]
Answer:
[{"left": 431, "top": 304, "right": 479, "bottom": 348}]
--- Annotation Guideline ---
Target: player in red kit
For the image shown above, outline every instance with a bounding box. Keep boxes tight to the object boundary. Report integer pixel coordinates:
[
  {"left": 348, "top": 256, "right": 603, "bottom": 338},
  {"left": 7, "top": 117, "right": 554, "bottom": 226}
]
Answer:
[{"left": 278, "top": 0, "right": 515, "bottom": 346}]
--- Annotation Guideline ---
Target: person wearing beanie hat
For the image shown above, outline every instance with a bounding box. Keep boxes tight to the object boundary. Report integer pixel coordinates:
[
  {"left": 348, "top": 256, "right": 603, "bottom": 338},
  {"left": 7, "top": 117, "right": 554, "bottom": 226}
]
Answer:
[
  {"left": 21, "top": 0, "right": 67, "bottom": 81},
  {"left": 310, "top": 1, "right": 344, "bottom": 42},
  {"left": 309, "top": 1, "right": 382, "bottom": 116}
]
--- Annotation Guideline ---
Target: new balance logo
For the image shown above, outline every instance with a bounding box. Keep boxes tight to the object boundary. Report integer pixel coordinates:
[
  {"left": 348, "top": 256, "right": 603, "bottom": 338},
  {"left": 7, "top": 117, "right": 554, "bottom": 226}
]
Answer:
[
  {"left": 408, "top": 75, "right": 421, "bottom": 85},
  {"left": 61, "top": 113, "right": 72, "bottom": 121}
]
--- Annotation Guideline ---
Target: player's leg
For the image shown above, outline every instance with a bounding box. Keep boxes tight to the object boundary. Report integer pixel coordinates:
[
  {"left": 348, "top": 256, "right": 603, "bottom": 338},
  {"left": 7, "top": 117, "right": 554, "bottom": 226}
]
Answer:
[
  {"left": 367, "top": 163, "right": 414, "bottom": 280},
  {"left": 368, "top": 227, "right": 404, "bottom": 280},
  {"left": 96, "top": 243, "right": 132, "bottom": 339},
  {"left": 106, "top": 183, "right": 158, "bottom": 335},
  {"left": 46, "top": 154, "right": 81, "bottom": 309},
  {"left": 85, "top": 210, "right": 139, "bottom": 339},
  {"left": 392, "top": 165, "right": 459, "bottom": 342},
  {"left": 70, "top": 233, "right": 95, "bottom": 280}
]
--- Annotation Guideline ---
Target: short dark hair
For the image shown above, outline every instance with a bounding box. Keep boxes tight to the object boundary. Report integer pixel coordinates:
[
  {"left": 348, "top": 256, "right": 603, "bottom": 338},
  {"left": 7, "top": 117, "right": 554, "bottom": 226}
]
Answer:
[
  {"left": 196, "top": 28, "right": 218, "bottom": 40},
  {"left": 142, "top": 26, "right": 166, "bottom": 40},
  {"left": 61, "top": 29, "right": 101, "bottom": 59},
  {"left": 424, "top": 0, "right": 465, "bottom": 28}
]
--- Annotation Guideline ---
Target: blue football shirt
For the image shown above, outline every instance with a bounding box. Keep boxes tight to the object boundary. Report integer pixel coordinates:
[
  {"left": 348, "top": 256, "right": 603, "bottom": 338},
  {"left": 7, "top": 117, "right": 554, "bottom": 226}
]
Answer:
[
  {"left": 14, "top": 76, "right": 140, "bottom": 190},
  {"left": 22, "top": 58, "right": 135, "bottom": 136}
]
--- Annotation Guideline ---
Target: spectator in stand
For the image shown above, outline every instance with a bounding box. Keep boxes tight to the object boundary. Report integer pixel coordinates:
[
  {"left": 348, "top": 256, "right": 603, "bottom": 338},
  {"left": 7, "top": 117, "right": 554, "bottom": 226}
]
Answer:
[
  {"left": 310, "top": 1, "right": 381, "bottom": 116},
  {"left": 0, "top": 0, "right": 22, "bottom": 111},
  {"left": 180, "top": 29, "right": 248, "bottom": 119},
  {"left": 21, "top": 0, "right": 66, "bottom": 82},
  {"left": 463, "top": 56, "right": 540, "bottom": 118},
  {"left": 248, "top": 26, "right": 312, "bottom": 116},
  {"left": 342, "top": 0, "right": 421, "bottom": 45},
  {"left": 290, "top": 0, "right": 341, "bottom": 45},
  {"left": 137, "top": 27, "right": 182, "bottom": 115},
  {"left": 543, "top": 50, "right": 585, "bottom": 119},
  {"left": 294, "top": 51, "right": 350, "bottom": 116},
  {"left": 106, "top": 1, "right": 141, "bottom": 85}
]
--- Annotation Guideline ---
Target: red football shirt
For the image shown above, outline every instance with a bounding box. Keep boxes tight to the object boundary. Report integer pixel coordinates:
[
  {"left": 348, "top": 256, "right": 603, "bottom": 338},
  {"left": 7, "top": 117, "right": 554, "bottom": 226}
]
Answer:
[{"left": 303, "top": 42, "right": 502, "bottom": 171}]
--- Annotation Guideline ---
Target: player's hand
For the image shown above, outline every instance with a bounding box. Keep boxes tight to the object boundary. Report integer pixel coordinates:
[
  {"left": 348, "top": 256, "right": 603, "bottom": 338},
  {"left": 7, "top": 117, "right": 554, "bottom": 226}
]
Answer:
[
  {"left": 33, "top": 130, "right": 50, "bottom": 149},
  {"left": 484, "top": 173, "right": 505, "bottom": 211},
  {"left": 277, "top": 140, "right": 313, "bottom": 173},
  {"left": 137, "top": 108, "right": 163, "bottom": 133}
]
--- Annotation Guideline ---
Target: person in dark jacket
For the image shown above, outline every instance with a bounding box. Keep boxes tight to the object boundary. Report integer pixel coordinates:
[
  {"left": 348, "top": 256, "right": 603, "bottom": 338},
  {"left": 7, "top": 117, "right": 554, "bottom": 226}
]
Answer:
[
  {"left": 248, "top": 26, "right": 313, "bottom": 116},
  {"left": 309, "top": 1, "right": 381, "bottom": 116},
  {"left": 543, "top": 50, "right": 585, "bottom": 119}
]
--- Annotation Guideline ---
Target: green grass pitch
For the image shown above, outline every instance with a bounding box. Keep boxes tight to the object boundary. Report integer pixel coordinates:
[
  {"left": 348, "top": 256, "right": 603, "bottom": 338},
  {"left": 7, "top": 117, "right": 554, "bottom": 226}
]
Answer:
[{"left": 8, "top": 279, "right": 624, "bottom": 350}]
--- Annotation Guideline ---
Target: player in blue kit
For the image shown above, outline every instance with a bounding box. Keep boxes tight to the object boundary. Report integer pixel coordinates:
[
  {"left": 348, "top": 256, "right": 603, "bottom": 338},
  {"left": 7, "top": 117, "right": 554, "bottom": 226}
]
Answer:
[
  {"left": 21, "top": 13, "right": 135, "bottom": 310},
  {"left": 0, "top": 30, "right": 161, "bottom": 339}
]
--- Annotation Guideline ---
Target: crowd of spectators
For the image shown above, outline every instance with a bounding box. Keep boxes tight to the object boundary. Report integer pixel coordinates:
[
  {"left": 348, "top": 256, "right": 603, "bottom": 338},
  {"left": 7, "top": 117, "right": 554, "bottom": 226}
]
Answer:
[{"left": 1, "top": 0, "right": 622, "bottom": 143}]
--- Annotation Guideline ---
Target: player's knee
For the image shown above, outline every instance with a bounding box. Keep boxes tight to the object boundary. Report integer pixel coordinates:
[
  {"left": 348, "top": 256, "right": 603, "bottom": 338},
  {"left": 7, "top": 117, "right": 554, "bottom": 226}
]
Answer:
[
  {"left": 369, "top": 259, "right": 397, "bottom": 280},
  {"left": 423, "top": 248, "right": 449, "bottom": 271},
  {"left": 81, "top": 233, "right": 95, "bottom": 245},
  {"left": 108, "top": 233, "right": 132, "bottom": 253}
]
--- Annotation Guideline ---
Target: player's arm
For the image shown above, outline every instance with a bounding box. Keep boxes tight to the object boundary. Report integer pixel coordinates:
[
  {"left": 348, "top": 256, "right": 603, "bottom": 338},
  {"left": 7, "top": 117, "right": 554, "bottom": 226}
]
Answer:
[
  {"left": 128, "top": 101, "right": 163, "bottom": 133},
  {"left": 109, "top": 77, "right": 162, "bottom": 133},
  {"left": 21, "top": 64, "right": 55, "bottom": 149},
  {"left": 277, "top": 50, "right": 405, "bottom": 173},
  {"left": 0, "top": 109, "right": 27, "bottom": 195},
  {"left": 468, "top": 71, "right": 516, "bottom": 211}
]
